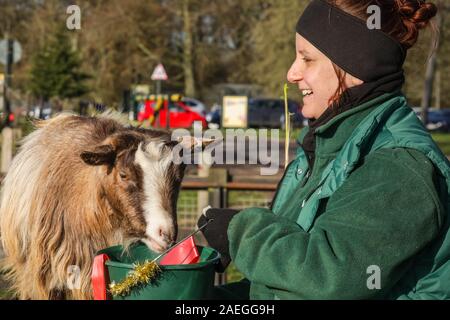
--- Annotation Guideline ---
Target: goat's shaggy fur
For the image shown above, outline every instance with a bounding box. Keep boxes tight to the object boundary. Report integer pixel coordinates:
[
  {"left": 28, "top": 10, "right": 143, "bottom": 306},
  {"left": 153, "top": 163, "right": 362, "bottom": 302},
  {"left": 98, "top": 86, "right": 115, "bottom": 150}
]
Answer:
[{"left": 0, "top": 113, "right": 182, "bottom": 299}]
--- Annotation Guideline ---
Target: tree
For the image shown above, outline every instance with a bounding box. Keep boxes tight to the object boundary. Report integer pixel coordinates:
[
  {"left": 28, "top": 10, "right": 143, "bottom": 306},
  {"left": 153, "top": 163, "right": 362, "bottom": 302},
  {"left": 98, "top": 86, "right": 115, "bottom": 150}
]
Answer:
[
  {"left": 29, "top": 26, "right": 89, "bottom": 101},
  {"left": 0, "top": 0, "right": 39, "bottom": 104},
  {"left": 247, "top": 0, "right": 307, "bottom": 100},
  {"left": 78, "top": 0, "right": 173, "bottom": 104},
  {"left": 181, "top": 0, "right": 195, "bottom": 97},
  {"left": 421, "top": 6, "right": 443, "bottom": 123},
  {"left": 0, "top": 0, "right": 36, "bottom": 38},
  {"left": 162, "top": 0, "right": 265, "bottom": 99},
  {"left": 438, "top": 3, "right": 450, "bottom": 108},
  {"left": 392, "top": 1, "right": 450, "bottom": 109},
  {"left": 8, "top": 0, "right": 449, "bottom": 108}
]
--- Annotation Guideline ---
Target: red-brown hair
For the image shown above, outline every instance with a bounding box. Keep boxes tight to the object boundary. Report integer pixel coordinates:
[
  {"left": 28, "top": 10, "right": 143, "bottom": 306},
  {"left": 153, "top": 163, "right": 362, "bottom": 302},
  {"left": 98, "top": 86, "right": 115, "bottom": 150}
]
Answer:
[{"left": 327, "top": 0, "right": 438, "bottom": 105}]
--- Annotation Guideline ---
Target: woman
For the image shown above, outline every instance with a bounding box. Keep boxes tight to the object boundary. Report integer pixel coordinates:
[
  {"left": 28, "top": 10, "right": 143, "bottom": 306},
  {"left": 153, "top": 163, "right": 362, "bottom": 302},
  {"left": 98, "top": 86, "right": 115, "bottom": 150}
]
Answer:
[{"left": 199, "top": 0, "right": 450, "bottom": 299}]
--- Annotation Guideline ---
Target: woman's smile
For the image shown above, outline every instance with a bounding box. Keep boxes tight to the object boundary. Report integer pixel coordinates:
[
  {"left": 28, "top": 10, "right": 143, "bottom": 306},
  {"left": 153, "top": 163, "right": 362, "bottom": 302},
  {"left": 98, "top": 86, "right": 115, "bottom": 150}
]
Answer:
[{"left": 301, "top": 89, "right": 314, "bottom": 97}]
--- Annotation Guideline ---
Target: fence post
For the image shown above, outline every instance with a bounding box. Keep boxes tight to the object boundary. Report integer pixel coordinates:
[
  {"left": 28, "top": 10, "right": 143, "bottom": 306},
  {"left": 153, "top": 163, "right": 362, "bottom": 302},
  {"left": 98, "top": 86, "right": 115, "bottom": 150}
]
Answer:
[
  {"left": 197, "top": 153, "right": 211, "bottom": 207},
  {"left": 1, "top": 127, "right": 14, "bottom": 174},
  {"left": 207, "top": 168, "right": 229, "bottom": 286}
]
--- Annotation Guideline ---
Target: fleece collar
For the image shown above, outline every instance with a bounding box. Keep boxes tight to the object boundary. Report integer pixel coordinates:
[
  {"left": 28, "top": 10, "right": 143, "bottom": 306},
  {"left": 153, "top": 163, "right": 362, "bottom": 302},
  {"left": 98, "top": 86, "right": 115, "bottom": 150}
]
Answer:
[{"left": 298, "top": 92, "right": 403, "bottom": 157}]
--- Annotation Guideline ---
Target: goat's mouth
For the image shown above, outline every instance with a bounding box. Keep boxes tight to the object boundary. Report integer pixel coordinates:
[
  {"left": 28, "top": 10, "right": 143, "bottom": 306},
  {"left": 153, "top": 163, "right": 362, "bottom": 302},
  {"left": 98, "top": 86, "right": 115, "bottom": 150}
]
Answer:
[{"left": 142, "top": 236, "right": 171, "bottom": 253}]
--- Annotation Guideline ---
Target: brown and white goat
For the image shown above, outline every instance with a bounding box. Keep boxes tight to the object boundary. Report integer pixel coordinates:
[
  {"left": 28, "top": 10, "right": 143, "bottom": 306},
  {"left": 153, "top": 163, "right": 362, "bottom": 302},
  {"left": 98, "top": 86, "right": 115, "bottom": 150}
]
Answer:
[{"left": 0, "top": 113, "right": 199, "bottom": 299}]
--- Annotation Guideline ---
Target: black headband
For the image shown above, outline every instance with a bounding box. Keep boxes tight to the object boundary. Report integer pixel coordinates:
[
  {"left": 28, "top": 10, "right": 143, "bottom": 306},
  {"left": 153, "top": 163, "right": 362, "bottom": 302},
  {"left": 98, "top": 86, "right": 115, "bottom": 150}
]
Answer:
[{"left": 296, "top": 0, "right": 406, "bottom": 82}]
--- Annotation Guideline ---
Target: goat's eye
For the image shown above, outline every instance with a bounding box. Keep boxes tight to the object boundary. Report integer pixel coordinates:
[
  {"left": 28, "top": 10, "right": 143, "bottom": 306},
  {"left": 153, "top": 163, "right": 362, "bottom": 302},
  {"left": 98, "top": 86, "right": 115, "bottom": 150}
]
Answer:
[{"left": 119, "top": 171, "right": 127, "bottom": 180}]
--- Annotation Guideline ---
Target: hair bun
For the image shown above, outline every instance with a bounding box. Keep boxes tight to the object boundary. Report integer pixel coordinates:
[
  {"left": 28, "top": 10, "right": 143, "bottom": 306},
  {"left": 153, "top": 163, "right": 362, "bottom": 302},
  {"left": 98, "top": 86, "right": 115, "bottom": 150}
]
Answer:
[{"left": 397, "top": 0, "right": 437, "bottom": 29}]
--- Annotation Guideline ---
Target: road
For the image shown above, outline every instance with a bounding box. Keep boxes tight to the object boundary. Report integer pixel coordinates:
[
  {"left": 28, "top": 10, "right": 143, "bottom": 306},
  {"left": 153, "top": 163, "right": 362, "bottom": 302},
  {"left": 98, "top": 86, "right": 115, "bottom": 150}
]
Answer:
[{"left": 184, "top": 137, "right": 298, "bottom": 167}]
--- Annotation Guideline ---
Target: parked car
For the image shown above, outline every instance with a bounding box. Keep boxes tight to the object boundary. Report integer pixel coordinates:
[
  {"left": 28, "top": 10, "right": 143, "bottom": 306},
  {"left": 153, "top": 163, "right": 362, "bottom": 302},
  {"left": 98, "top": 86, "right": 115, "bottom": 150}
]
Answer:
[
  {"left": 413, "top": 107, "right": 450, "bottom": 132},
  {"left": 248, "top": 98, "right": 304, "bottom": 128},
  {"left": 137, "top": 97, "right": 207, "bottom": 129},
  {"left": 182, "top": 97, "right": 207, "bottom": 117},
  {"left": 29, "top": 104, "right": 52, "bottom": 120},
  {"left": 206, "top": 103, "right": 221, "bottom": 129}
]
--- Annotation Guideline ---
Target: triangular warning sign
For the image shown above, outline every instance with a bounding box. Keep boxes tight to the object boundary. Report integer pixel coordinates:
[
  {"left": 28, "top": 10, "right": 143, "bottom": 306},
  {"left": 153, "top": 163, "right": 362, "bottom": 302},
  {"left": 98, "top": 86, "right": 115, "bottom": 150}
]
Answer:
[{"left": 151, "top": 63, "right": 168, "bottom": 81}]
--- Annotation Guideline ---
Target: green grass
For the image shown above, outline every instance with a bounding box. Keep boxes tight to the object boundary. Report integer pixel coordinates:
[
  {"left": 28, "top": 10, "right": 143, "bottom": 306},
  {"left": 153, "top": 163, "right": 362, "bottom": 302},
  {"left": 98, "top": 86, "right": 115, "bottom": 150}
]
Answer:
[
  {"left": 0, "top": 288, "right": 14, "bottom": 300},
  {"left": 0, "top": 271, "right": 14, "bottom": 300},
  {"left": 431, "top": 133, "right": 450, "bottom": 156}
]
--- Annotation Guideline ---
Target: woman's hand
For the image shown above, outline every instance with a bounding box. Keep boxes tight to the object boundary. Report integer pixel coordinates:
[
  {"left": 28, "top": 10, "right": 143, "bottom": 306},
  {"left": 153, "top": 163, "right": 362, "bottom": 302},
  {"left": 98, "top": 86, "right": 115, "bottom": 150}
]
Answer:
[{"left": 197, "top": 207, "right": 240, "bottom": 273}]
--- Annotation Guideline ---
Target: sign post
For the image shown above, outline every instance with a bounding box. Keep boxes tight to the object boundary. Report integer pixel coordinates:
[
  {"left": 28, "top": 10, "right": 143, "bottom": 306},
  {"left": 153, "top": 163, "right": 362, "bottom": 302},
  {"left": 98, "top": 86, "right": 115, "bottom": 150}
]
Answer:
[
  {"left": 0, "top": 38, "right": 22, "bottom": 124},
  {"left": 151, "top": 63, "right": 168, "bottom": 95},
  {"left": 151, "top": 63, "right": 169, "bottom": 128},
  {"left": 0, "top": 37, "right": 22, "bottom": 174}
]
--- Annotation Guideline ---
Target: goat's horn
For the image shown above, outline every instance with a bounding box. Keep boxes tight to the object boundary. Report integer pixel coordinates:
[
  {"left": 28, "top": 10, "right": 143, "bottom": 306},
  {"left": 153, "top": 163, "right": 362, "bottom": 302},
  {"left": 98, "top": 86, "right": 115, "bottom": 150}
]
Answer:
[{"left": 177, "top": 136, "right": 219, "bottom": 149}]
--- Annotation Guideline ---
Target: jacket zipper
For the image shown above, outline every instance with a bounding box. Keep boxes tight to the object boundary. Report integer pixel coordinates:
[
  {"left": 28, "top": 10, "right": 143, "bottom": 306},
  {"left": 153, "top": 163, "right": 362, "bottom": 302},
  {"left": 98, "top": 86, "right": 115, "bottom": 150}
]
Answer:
[
  {"left": 301, "top": 184, "right": 323, "bottom": 208},
  {"left": 300, "top": 169, "right": 310, "bottom": 188}
]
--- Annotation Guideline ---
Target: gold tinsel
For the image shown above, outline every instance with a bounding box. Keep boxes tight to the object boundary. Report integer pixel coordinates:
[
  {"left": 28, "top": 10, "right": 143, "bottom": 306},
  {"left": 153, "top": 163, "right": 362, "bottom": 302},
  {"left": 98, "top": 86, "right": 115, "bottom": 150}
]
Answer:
[{"left": 109, "top": 260, "right": 162, "bottom": 297}]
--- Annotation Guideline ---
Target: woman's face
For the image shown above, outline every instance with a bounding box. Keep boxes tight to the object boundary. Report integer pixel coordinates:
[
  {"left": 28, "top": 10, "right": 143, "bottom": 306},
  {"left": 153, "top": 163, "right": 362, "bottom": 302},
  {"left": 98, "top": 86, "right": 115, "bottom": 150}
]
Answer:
[{"left": 287, "top": 34, "right": 363, "bottom": 120}]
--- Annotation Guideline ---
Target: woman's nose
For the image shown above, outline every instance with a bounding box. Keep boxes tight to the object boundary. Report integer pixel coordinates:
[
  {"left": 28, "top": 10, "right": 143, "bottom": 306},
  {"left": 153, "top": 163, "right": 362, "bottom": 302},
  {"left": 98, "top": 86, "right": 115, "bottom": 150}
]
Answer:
[{"left": 287, "top": 62, "right": 303, "bottom": 83}]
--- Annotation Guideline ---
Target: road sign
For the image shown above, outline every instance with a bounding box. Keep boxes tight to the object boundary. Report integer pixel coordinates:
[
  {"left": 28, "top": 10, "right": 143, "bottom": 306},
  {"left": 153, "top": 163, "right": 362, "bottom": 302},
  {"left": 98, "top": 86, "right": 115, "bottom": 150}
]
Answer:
[
  {"left": 0, "top": 40, "right": 22, "bottom": 65},
  {"left": 151, "top": 63, "right": 168, "bottom": 81}
]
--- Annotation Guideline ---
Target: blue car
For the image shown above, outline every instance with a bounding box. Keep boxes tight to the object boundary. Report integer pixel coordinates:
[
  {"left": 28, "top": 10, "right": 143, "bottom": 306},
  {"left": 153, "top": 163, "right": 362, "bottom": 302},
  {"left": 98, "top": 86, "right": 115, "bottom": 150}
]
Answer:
[
  {"left": 414, "top": 107, "right": 450, "bottom": 132},
  {"left": 206, "top": 104, "right": 222, "bottom": 129},
  {"left": 248, "top": 98, "right": 304, "bottom": 129}
]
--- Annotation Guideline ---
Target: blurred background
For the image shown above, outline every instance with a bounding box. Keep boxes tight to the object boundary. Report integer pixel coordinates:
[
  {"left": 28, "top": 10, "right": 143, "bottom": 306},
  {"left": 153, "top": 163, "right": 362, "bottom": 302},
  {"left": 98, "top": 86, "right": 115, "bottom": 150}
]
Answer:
[
  {"left": 1, "top": 0, "right": 449, "bottom": 127},
  {"left": 1, "top": 0, "right": 450, "bottom": 297}
]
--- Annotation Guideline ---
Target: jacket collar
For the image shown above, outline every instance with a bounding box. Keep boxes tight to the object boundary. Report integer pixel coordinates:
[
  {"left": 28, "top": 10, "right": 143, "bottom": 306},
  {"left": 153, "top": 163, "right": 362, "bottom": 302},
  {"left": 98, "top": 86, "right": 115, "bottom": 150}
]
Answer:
[{"left": 298, "top": 92, "right": 402, "bottom": 157}]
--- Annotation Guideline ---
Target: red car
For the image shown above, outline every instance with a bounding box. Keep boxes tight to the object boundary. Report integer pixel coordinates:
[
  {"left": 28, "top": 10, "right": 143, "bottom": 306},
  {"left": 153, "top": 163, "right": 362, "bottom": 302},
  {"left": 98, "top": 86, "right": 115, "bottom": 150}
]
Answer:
[{"left": 137, "top": 98, "right": 207, "bottom": 129}]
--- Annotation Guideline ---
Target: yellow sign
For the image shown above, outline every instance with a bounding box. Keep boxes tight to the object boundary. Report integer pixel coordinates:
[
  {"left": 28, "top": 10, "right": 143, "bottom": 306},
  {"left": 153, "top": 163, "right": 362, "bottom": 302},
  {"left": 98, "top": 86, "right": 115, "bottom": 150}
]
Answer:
[
  {"left": 222, "top": 96, "right": 248, "bottom": 128},
  {"left": 132, "top": 84, "right": 150, "bottom": 95}
]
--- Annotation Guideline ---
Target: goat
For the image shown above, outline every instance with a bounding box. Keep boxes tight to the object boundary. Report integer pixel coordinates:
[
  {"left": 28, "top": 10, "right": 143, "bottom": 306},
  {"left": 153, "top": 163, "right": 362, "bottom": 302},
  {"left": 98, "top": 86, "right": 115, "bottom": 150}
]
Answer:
[{"left": 0, "top": 113, "right": 200, "bottom": 299}]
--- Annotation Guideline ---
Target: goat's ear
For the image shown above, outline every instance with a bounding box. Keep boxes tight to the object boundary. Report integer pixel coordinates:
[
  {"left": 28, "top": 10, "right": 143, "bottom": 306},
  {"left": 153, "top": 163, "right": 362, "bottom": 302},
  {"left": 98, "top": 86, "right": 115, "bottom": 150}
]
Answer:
[
  {"left": 80, "top": 145, "right": 116, "bottom": 166},
  {"left": 201, "top": 138, "right": 220, "bottom": 149},
  {"left": 176, "top": 136, "right": 219, "bottom": 151}
]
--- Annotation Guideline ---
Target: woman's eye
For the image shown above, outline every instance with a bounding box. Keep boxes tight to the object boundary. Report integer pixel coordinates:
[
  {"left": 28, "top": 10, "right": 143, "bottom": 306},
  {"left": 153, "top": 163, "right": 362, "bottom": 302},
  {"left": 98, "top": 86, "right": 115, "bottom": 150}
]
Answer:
[{"left": 302, "top": 57, "right": 312, "bottom": 63}]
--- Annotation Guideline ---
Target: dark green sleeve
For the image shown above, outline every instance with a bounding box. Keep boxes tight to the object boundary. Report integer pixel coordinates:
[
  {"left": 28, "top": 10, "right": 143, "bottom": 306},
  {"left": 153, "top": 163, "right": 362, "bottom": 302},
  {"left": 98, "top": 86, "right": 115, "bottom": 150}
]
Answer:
[{"left": 228, "top": 148, "right": 445, "bottom": 299}]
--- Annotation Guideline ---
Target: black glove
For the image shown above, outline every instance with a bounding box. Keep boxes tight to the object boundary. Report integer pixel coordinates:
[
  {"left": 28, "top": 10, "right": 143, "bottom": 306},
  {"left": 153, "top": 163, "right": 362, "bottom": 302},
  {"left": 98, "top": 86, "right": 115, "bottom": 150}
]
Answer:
[{"left": 197, "top": 207, "right": 240, "bottom": 273}]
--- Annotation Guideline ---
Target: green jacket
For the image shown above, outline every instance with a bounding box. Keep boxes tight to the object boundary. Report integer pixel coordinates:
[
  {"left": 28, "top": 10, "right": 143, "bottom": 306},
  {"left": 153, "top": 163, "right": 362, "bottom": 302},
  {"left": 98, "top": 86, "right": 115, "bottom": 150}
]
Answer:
[{"left": 227, "top": 93, "right": 450, "bottom": 300}]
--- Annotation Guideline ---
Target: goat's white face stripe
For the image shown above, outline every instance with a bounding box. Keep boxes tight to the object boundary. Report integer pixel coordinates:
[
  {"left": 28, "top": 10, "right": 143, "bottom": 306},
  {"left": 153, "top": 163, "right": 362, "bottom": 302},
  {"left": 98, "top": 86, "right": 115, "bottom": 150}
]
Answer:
[{"left": 134, "top": 142, "right": 174, "bottom": 249}]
